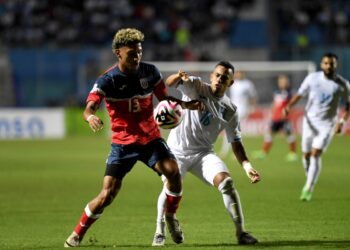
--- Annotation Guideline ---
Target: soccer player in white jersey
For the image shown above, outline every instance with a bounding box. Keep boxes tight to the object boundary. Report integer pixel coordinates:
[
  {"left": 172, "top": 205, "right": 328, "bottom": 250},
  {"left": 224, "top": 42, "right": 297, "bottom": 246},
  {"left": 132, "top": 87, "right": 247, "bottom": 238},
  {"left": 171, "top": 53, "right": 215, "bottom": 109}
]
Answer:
[
  {"left": 283, "top": 52, "right": 350, "bottom": 201},
  {"left": 220, "top": 70, "right": 257, "bottom": 156},
  {"left": 152, "top": 61, "right": 261, "bottom": 246}
]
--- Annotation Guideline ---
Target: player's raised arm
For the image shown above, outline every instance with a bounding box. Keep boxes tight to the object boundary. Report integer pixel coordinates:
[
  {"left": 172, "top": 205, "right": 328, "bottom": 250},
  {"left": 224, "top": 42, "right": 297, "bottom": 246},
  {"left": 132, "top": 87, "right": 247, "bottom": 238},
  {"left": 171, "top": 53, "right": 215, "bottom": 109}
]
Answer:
[
  {"left": 165, "top": 96, "right": 204, "bottom": 111},
  {"left": 231, "top": 141, "right": 261, "bottom": 184},
  {"left": 163, "top": 70, "right": 204, "bottom": 111},
  {"left": 165, "top": 70, "right": 190, "bottom": 87},
  {"left": 83, "top": 100, "right": 104, "bottom": 133}
]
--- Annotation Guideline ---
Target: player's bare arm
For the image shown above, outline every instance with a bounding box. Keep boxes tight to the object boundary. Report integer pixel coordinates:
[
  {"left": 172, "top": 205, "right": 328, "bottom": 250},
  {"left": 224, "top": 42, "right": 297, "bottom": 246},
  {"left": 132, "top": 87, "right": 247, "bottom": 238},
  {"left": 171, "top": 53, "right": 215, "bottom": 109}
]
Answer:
[
  {"left": 232, "top": 141, "right": 261, "bottom": 184},
  {"left": 164, "top": 96, "right": 204, "bottom": 111},
  {"left": 283, "top": 94, "right": 302, "bottom": 117},
  {"left": 165, "top": 70, "right": 189, "bottom": 87},
  {"left": 164, "top": 73, "right": 205, "bottom": 111},
  {"left": 83, "top": 100, "right": 104, "bottom": 132}
]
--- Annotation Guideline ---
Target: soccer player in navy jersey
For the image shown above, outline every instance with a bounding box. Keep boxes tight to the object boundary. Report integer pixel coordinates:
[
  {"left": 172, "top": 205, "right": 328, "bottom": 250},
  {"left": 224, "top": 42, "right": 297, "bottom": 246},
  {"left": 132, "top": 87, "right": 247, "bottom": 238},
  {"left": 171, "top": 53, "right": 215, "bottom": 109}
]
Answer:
[{"left": 64, "top": 28, "right": 201, "bottom": 247}]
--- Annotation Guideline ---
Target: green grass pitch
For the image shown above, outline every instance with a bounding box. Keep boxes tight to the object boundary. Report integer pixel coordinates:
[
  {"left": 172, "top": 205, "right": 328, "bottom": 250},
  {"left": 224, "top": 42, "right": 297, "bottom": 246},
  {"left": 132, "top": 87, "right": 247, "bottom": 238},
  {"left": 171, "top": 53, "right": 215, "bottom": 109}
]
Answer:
[{"left": 0, "top": 135, "right": 349, "bottom": 249}]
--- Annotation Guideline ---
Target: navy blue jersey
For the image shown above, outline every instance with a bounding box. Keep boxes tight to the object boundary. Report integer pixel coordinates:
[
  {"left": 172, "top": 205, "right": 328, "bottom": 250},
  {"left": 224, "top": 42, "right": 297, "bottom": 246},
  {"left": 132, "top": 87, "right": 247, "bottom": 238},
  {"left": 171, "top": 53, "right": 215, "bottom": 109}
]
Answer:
[{"left": 87, "top": 62, "right": 168, "bottom": 145}]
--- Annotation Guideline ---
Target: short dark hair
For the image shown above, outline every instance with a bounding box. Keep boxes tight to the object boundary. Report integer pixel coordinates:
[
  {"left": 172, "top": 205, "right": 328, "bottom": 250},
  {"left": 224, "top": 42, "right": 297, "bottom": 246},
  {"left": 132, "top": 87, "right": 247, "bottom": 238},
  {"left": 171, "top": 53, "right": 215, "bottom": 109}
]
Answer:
[
  {"left": 216, "top": 61, "right": 235, "bottom": 73},
  {"left": 322, "top": 52, "right": 338, "bottom": 61}
]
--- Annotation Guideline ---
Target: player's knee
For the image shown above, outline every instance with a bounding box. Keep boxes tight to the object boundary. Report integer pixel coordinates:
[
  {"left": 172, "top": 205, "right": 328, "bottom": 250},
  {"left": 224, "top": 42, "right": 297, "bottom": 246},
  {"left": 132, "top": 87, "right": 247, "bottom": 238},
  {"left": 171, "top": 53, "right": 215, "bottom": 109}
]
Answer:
[
  {"left": 303, "top": 152, "right": 311, "bottom": 160},
  {"left": 97, "top": 188, "right": 117, "bottom": 207},
  {"left": 218, "top": 177, "right": 234, "bottom": 195},
  {"left": 162, "top": 163, "right": 181, "bottom": 181}
]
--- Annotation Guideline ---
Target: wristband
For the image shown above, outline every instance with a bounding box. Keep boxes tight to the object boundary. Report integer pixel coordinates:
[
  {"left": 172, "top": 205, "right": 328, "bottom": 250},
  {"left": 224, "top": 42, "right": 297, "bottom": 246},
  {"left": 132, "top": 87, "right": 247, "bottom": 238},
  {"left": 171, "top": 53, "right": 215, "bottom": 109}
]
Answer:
[
  {"left": 86, "top": 114, "right": 96, "bottom": 122},
  {"left": 339, "top": 118, "right": 346, "bottom": 125},
  {"left": 243, "top": 162, "right": 253, "bottom": 172}
]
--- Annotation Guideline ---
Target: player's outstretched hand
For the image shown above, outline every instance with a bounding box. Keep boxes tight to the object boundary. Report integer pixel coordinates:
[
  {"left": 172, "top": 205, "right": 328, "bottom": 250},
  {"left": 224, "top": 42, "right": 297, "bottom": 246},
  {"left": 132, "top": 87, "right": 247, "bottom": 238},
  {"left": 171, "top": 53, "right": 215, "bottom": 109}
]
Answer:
[
  {"left": 243, "top": 162, "right": 261, "bottom": 184},
  {"left": 87, "top": 115, "right": 104, "bottom": 133},
  {"left": 178, "top": 70, "right": 189, "bottom": 82}
]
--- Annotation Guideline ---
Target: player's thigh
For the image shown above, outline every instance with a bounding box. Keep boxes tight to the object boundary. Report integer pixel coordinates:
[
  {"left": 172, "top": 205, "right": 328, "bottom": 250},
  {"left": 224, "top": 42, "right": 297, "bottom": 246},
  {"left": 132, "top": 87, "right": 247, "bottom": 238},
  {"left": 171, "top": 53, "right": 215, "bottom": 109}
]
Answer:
[
  {"left": 105, "top": 144, "right": 138, "bottom": 179},
  {"left": 160, "top": 154, "right": 190, "bottom": 183},
  {"left": 190, "top": 152, "right": 229, "bottom": 186},
  {"left": 302, "top": 119, "right": 314, "bottom": 153},
  {"left": 142, "top": 138, "right": 177, "bottom": 174},
  {"left": 312, "top": 126, "right": 333, "bottom": 151}
]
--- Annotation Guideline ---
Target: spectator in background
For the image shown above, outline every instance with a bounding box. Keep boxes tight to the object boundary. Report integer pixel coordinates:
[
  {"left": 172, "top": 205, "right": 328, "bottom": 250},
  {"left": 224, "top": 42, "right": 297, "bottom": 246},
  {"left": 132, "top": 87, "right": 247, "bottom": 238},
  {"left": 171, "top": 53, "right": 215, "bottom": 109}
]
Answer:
[
  {"left": 253, "top": 74, "right": 297, "bottom": 161},
  {"left": 220, "top": 70, "right": 257, "bottom": 156}
]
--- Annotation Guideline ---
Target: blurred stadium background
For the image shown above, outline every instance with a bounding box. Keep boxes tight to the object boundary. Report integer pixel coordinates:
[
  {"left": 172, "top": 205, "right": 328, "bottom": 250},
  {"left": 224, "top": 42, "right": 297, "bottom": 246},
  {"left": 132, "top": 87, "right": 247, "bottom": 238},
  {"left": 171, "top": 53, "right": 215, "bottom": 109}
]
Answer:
[{"left": 1, "top": 0, "right": 350, "bottom": 139}]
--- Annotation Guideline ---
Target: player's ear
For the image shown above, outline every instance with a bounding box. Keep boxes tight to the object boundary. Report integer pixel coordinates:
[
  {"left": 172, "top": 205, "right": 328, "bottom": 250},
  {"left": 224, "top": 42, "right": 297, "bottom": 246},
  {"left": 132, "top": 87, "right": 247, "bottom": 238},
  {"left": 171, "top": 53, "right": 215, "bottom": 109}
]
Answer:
[
  {"left": 229, "top": 79, "right": 234, "bottom": 86},
  {"left": 114, "top": 49, "right": 121, "bottom": 59}
]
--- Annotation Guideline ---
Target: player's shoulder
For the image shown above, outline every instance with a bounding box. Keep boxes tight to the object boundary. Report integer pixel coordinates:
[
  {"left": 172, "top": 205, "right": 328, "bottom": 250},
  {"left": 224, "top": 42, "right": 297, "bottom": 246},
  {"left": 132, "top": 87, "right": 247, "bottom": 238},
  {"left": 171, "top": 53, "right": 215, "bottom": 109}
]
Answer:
[
  {"left": 189, "top": 75, "right": 202, "bottom": 83},
  {"left": 334, "top": 74, "right": 349, "bottom": 85},
  {"left": 302, "top": 71, "right": 322, "bottom": 84},
  {"left": 308, "top": 71, "right": 322, "bottom": 79},
  {"left": 95, "top": 66, "right": 116, "bottom": 85},
  {"left": 181, "top": 76, "right": 203, "bottom": 88},
  {"left": 222, "top": 95, "right": 238, "bottom": 112},
  {"left": 140, "top": 61, "right": 159, "bottom": 72},
  {"left": 102, "top": 64, "right": 120, "bottom": 79}
]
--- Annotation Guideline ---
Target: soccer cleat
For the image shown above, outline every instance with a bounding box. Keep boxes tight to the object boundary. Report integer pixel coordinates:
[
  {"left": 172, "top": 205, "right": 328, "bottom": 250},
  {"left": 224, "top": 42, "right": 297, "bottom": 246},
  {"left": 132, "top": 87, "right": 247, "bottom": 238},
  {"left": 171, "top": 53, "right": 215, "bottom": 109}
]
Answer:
[
  {"left": 64, "top": 231, "right": 82, "bottom": 248},
  {"left": 152, "top": 233, "right": 166, "bottom": 246},
  {"left": 238, "top": 232, "right": 258, "bottom": 245},
  {"left": 300, "top": 189, "right": 312, "bottom": 201},
  {"left": 286, "top": 152, "right": 298, "bottom": 162},
  {"left": 252, "top": 150, "right": 266, "bottom": 159},
  {"left": 165, "top": 216, "right": 184, "bottom": 244},
  {"left": 152, "top": 220, "right": 166, "bottom": 246}
]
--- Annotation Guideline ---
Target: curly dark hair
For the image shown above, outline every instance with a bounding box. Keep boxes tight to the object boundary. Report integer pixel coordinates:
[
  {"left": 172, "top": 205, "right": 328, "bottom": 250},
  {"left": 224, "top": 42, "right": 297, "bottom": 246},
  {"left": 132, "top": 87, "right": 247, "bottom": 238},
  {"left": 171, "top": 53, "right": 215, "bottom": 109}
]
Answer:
[{"left": 112, "top": 28, "right": 144, "bottom": 50}]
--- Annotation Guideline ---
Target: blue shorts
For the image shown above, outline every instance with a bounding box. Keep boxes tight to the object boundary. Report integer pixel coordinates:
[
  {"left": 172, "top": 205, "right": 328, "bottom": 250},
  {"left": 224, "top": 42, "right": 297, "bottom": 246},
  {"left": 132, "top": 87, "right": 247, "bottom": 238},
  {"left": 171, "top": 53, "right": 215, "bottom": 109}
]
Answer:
[{"left": 105, "top": 138, "right": 175, "bottom": 179}]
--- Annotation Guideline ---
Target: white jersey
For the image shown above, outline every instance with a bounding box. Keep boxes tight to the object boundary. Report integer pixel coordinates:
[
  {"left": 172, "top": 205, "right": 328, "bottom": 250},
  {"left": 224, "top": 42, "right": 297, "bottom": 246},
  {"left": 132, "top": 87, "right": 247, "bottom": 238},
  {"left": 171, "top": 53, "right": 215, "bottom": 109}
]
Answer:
[
  {"left": 167, "top": 76, "right": 241, "bottom": 155},
  {"left": 226, "top": 78, "right": 256, "bottom": 119},
  {"left": 298, "top": 71, "right": 350, "bottom": 125}
]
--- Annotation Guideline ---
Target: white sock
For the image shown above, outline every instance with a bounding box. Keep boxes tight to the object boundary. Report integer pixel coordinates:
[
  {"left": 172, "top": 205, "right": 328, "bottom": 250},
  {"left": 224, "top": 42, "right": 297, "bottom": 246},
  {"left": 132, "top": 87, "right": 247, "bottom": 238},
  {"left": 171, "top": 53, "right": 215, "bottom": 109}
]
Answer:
[
  {"left": 155, "top": 187, "right": 167, "bottom": 234},
  {"left": 302, "top": 157, "right": 310, "bottom": 176},
  {"left": 305, "top": 156, "right": 322, "bottom": 192},
  {"left": 218, "top": 177, "right": 245, "bottom": 235}
]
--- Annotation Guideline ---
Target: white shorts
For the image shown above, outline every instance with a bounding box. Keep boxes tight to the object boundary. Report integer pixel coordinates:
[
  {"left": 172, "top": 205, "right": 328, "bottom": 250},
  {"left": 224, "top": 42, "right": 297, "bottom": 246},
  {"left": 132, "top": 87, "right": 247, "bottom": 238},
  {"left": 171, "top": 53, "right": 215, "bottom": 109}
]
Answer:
[
  {"left": 301, "top": 117, "right": 334, "bottom": 153},
  {"left": 166, "top": 150, "right": 230, "bottom": 186}
]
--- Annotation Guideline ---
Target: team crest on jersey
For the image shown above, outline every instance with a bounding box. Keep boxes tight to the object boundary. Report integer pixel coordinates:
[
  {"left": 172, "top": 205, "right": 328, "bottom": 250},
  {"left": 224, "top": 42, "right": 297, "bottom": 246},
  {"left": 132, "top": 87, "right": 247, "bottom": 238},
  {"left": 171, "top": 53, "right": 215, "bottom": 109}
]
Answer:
[{"left": 140, "top": 78, "right": 149, "bottom": 89}]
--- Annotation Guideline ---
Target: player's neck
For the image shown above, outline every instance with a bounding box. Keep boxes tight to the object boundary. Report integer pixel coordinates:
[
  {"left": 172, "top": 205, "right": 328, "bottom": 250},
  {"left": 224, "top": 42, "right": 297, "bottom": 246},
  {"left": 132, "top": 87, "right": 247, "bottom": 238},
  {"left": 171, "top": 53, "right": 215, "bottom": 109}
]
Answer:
[
  {"left": 118, "top": 63, "right": 138, "bottom": 74},
  {"left": 323, "top": 72, "right": 336, "bottom": 80}
]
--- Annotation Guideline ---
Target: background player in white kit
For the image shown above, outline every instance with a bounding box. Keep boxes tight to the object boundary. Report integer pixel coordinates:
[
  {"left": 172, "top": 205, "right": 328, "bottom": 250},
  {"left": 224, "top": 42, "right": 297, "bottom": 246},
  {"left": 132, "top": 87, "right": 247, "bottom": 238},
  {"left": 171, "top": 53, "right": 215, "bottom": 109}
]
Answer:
[
  {"left": 283, "top": 52, "right": 350, "bottom": 201},
  {"left": 152, "top": 61, "right": 261, "bottom": 246},
  {"left": 220, "top": 70, "right": 257, "bottom": 156}
]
